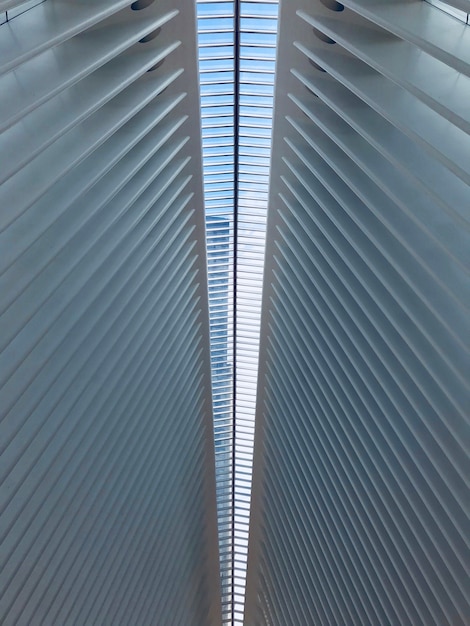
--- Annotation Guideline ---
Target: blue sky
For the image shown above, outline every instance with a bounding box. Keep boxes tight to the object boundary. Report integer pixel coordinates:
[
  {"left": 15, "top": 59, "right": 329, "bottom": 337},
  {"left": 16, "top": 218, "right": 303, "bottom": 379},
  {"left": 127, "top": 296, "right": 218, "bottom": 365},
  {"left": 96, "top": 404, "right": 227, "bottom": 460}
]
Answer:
[{"left": 196, "top": 1, "right": 279, "bottom": 623}]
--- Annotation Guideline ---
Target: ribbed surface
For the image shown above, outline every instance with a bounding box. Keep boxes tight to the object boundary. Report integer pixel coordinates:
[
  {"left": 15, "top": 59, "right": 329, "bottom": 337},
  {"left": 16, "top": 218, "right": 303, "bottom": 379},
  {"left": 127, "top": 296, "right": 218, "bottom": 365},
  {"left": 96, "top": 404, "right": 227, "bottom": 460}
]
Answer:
[
  {"left": 245, "top": 1, "right": 470, "bottom": 624},
  {"left": 233, "top": 3, "right": 278, "bottom": 624},
  {"left": 197, "top": 3, "right": 235, "bottom": 619},
  {"left": 0, "top": 2, "right": 221, "bottom": 625},
  {"left": 426, "top": 0, "right": 469, "bottom": 22}
]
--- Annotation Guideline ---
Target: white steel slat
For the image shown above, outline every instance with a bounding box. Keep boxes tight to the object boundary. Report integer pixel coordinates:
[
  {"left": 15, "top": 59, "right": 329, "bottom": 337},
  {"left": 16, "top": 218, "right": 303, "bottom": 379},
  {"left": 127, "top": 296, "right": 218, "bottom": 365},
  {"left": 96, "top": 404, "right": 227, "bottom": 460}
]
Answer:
[
  {"left": 341, "top": 0, "right": 470, "bottom": 75},
  {"left": 1, "top": 154, "right": 191, "bottom": 353},
  {"left": 0, "top": 0, "right": 43, "bottom": 9},
  {"left": 281, "top": 163, "right": 468, "bottom": 424},
  {"left": 270, "top": 261, "right": 469, "bottom": 616},
  {"left": 0, "top": 68, "right": 183, "bottom": 230},
  {"left": 0, "top": 266, "right": 200, "bottom": 616},
  {"left": 295, "top": 41, "right": 470, "bottom": 184},
  {"left": 0, "top": 98, "right": 187, "bottom": 277},
  {"left": 0, "top": 9, "right": 178, "bottom": 132},
  {"left": 298, "top": 9, "right": 470, "bottom": 132},
  {"left": 292, "top": 68, "right": 470, "bottom": 223},
  {"left": 245, "top": 1, "right": 470, "bottom": 624},
  {"left": 286, "top": 111, "right": 469, "bottom": 319},
  {"left": 268, "top": 260, "right": 466, "bottom": 620},
  {"left": 0, "top": 178, "right": 194, "bottom": 403},
  {"left": 0, "top": 0, "right": 134, "bottom": 74},
  {"left": 3, "top": 0, "right": 45, "bottom": 18},
  {"left": 427, "top": 0, "right": 469, "bottom": 11},
  {"left": 1, "top": 42, "right": 181, "bottom": 185},
  {"left": 0, "top": 2, "right": 222, "bottom": 624},
  {"left": 275, "top": 208, "right": 469, "bottom": 513}
]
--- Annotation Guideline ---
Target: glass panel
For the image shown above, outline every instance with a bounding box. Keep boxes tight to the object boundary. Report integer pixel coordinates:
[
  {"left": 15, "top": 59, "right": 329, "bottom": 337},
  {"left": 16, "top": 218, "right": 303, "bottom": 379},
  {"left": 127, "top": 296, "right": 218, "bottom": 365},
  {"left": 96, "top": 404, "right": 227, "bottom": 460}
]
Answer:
[
  {"left": 197, "top": 1, "right": 278, "bottom": 623},
  {"left": 197, "top": 2, "right": 235, "bottom": 620}
]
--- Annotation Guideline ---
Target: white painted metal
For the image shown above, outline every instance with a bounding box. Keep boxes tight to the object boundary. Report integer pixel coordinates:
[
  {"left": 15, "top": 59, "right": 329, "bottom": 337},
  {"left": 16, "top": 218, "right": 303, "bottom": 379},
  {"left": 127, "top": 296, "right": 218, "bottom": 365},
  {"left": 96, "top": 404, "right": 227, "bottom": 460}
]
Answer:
[
  {"left": 245, "top": 0, "right": 470, "bottom": 624},
  {"left": 0, "top": 2, "right": 221, "bottom": 624}
]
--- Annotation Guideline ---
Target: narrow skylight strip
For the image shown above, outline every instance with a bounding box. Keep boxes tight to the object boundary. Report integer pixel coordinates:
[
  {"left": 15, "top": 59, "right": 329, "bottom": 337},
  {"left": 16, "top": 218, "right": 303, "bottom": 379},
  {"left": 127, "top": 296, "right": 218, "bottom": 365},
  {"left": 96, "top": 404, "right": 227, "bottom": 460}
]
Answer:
[
  {"left": 197, "top": 2, "right": 278, "bottom": 623},
  {"left": 233, "top": 2, "right": 279, "bottom": 624},
  {"left": 196, "top": 3, "right": 235, "bottom": 623}
]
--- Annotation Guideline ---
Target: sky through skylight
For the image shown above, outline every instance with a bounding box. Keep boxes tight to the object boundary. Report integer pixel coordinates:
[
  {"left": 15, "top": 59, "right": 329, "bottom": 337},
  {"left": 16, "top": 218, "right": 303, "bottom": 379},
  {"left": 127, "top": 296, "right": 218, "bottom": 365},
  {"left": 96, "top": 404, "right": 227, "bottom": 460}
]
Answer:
[{"left": 196, "top": 1, "right": 279, "bottom": 623}]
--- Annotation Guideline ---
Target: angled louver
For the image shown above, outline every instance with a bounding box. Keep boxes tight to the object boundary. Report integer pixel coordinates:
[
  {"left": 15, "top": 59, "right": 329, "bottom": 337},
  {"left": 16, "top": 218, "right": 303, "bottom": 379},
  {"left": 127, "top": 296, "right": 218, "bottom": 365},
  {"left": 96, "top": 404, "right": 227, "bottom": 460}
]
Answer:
[
  {"left": 245, "top": 1, "right": 470, "bottom": 624},
  {"left": 0, "top": 2, "right": 221, "bottom": 624}
]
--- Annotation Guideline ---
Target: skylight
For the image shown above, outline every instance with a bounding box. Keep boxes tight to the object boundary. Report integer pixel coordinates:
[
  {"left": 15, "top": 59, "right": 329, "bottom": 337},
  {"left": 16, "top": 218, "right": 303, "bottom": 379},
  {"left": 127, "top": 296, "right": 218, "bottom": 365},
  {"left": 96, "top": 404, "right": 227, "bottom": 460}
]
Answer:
[{"left": 196, "top": 1, "right": 279, "bottom": 623}]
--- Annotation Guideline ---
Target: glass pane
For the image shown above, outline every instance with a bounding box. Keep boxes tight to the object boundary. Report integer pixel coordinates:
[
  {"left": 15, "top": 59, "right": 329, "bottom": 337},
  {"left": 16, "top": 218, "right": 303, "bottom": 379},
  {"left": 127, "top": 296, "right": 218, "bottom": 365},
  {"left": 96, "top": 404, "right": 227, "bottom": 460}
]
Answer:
[{"left": 197, "top": 1, "right": 279, "bottom": 623}]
